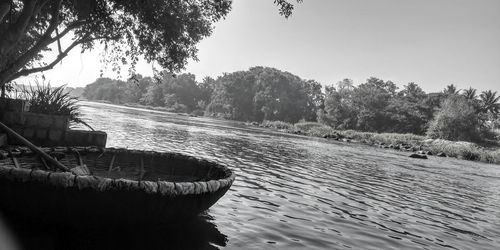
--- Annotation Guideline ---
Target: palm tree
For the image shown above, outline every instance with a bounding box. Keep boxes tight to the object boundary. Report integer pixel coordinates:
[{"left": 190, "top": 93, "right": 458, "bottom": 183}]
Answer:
[
  {"left": 462, "top": 87, "right": 477, "bottom": 100},
  {"left": 443, "top": 84, "right": 460, "bottom": 96},
  {"left": 479, "top": 90, "right": 500, "bottom": 114}
]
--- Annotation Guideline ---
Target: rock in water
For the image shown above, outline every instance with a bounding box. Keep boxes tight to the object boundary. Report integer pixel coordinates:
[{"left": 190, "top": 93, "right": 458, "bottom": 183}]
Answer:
[
  {"left": 437, "top": 152, "right": 447, "bottom": 157},
  {"left": 409, "top": 154, "right": 428, "bottom": 159}
]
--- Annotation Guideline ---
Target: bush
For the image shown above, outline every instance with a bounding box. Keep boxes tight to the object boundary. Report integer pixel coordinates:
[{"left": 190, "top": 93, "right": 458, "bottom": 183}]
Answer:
[
  {"left": 426, "top": 95, "right": 482, "bottom": 142},
  {"left": 260, "top": 120, "right": 294, "bottom": 130},
  {"left": 305, "top": 125, "right": 337, "bottom": 137},
  {"left": 294, "top": 122, "right": 324, "bottom": 131},
  {"left": 23, "top": 82, "right": 93, "bottom": 130},
  {"left": 370, "top": 133, "right": 425, "bottom": 145}
]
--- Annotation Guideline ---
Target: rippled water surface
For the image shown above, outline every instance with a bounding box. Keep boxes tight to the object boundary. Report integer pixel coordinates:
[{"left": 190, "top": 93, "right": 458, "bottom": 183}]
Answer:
[{"left": 41, "top": 102, "right": 500, "bottom": 249}]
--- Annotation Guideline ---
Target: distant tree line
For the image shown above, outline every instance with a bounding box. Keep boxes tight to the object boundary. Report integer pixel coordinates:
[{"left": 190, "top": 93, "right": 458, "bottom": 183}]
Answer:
[
  {"left": 81, "top": 66, "right": 500, "bottom": 141},
  {"left": 320, "top": 79, "right": 499, "bottom": 141}
]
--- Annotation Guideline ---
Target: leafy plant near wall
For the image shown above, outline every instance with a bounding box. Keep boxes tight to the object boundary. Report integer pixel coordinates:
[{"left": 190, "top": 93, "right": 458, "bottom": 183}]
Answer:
[{"left": 22, "top": 82, "right": 94, "bottom": 131}]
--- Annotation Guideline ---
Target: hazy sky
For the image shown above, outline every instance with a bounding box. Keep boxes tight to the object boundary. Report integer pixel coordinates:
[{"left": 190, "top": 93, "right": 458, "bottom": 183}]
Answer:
[{"left": 19, "top": 0, "right": 500, "bottom": 93}]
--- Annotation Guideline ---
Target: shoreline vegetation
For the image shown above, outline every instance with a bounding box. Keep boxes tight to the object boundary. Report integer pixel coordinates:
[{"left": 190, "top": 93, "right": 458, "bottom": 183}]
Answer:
[
  {"left": 85, "top": 100, "right": 500, "bottom": 165},
  {"left": 72, "top": 66, "right": 500, "bottom": 165},
  {"left": 256, "top": 120, "right": 500, "bottom": 165}
]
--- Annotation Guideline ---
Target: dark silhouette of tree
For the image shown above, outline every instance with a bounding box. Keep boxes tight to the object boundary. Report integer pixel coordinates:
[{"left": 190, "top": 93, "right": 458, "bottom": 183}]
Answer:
[
  {"left": 0, "top": 0, "right": 305, "bottom": 97},
  {"left": 0, "top": 0, "right": 233, "bottom": 97}
]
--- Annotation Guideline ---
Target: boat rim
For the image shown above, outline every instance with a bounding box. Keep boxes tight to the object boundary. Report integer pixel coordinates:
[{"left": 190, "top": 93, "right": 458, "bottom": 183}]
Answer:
[{"left": 0, "top": 146, "right": 236, "bottom": 197}]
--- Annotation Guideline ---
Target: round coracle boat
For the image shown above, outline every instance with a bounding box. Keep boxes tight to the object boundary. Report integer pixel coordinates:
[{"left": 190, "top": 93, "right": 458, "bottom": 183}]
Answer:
[{"left": 0, "top": 146, "right": 235, "bottom": 224}]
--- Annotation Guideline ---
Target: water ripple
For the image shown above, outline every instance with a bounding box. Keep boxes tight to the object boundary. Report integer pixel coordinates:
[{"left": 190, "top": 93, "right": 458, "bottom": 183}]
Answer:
[{"left": 72, "top": 102, "right": 500, "bottom": 249}]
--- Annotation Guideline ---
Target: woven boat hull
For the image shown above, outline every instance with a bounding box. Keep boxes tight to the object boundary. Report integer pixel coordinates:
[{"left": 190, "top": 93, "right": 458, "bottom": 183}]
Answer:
[{"left": 0, "top": 147, "right": 235, "bottom": 224}]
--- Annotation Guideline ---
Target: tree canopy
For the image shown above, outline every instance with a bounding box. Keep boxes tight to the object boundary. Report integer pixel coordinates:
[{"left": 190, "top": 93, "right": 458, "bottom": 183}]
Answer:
[{"left": 0, "top": 0, "right": 303, "bottom": 97}]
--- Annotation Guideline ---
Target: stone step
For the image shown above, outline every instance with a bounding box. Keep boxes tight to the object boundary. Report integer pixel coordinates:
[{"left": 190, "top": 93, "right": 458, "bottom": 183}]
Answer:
[{"left": 0, "top": 133, "right": 7, "bottom": 147}]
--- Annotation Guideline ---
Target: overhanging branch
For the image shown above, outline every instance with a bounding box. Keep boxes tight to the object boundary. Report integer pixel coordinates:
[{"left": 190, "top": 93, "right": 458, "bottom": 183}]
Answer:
[
  {"left": 0, "top": 0, "right": 64, "bottom": 81},
  {"left": 50, "top": 19, "right": 91, "bottom": 43},
  {"left": 0, "top": 1, "right": 10, "bottom": 23},
  {"left": 7, "top": 35, "right": 99, "bottom": 81}
]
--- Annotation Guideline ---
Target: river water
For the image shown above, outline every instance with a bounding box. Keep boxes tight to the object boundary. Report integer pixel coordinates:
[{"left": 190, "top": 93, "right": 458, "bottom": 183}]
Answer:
[{"left": 6, "top": 101, "right": 500, "bottom": 250}]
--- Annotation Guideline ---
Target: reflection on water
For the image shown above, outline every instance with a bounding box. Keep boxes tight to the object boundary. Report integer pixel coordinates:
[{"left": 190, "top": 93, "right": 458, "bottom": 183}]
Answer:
[
  {"left": 1, "top": 211, "right": 226, "bottom": 250},
  {"left": 4, "top": 101, "right": 500, "bottom": 249}
]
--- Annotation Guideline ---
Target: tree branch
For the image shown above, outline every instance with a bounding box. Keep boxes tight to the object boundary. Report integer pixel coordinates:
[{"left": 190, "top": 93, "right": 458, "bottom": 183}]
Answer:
[
  {"left": 0, "top": 19, "right": 89, "bottom": 80},
  {"left": 0, "top": 0, "right": 64, "bottom": 86},
  {"left": 0, "top": 1, "right": 10, "bottom": 23},
  {"left": 5, "top": 32, "right": 112, "bottom": 82},
  {"left": 49, "top": 19, "right": 91, "bottom": 43},
  {"left": 7, "top": 38, "right": 83, "bottom": 81},
  {"left": 55, "top": 27, "right": 62, "bottom": 54},
  {"left": 0, "top": 0, "right": 62, "bottom": 76},
  {"left": 0, "top": 0, "right": 38, "bottom": 54}
]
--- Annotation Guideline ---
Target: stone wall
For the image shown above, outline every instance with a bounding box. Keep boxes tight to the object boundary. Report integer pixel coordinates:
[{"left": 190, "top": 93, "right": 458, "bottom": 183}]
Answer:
[
  {"left": 2, "top": 111, "right": 68, "bottom": 146},
  {"left": 65, "top": 130, "right": 107, "bottom": 147},
  {"left": 0, "top": 99, "right": 107, "bottom": 147}
]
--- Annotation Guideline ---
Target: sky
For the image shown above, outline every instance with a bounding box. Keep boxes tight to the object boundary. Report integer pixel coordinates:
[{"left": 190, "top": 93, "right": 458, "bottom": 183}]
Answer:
[{"left": 18, "top": 0, "right": 500, "bottom": 93}]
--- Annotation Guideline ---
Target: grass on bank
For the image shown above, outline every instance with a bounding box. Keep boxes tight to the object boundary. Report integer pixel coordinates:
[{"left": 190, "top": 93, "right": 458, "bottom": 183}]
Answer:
[{"left": 258, "top": 120, "right": 500, "bottom": 165}]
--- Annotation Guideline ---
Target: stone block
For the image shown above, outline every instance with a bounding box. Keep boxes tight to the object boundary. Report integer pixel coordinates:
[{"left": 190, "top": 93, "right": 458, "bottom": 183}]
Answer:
[
  {"left": 93, "top": 131, "right": 107, "bottom": 147},
  {"left": 5, "top": 126, "right": 24, "bottom": 145},
  {"left": 18, "top": 112, "right": 26, "bottom": 125},
  {"left": 48, "top": 129, "right": 64, "bottom": 142},
  {"left": 12, "top": 125, "right": 24, "bottom": 135},
  {"left": 64, "top": 130, "right": 75, "bottom": 144},
  {"left": 23, "top": 112, "right": 69, "bottom": 129},
  {"left": 1, "top": 112, "right": 23, "bottom": 125},
  {"left": 53, "top": 116, "right": 69, "bottom": 130},
  {"left": 22, "top": 127, "right": 35, "bottom": 139},
  {"left": 36, "top": 129, "right": 47, "bottom": 140},
  {"left": 24, "top": 113, "right": 39, "bottom": 127},
  {"left": 38, "top": 115, "right": 53, "bottom": 128},
  {"left": 0, "top": 98, "right": 29, "bottom": 112},
  {"left": 64, "top": 130, "right": 107, "bottom": 147},
  {"left": 0, "top": 134, "right": 7, "bottom": 147}
]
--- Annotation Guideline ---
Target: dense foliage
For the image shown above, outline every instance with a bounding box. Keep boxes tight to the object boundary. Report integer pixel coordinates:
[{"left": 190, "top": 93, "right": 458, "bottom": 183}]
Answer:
[
  {"left": 0, "top": 0, "right": 237, "bottom": 97},
  {"left": 81, "top": 67, "right": 500, "bottom": 142},
  {"left": 0, "top": 0, "right": 303, "bottom": 97},
  {"left": 426, "top": 95, "right": 483, "bottom": 141}
]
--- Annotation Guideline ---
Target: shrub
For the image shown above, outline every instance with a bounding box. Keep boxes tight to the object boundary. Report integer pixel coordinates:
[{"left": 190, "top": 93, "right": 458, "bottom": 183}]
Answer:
[
  {"left": 426, "top": 95, "right": 482, "bottom": 142},
  {"left": 260, "top": 120, "right": 294, "bottom": 130},
  {"left": 23, "top": 82, "right": 93, "bottom": 130},
  {"left": 294, "top": 122, "right": 324, "bottom": 131},
  {"left": 370, "top": 133, "right": 425, "bottom": 145},
  {"left": 305, "top": 125, "right": 337, "bottom": 137}
]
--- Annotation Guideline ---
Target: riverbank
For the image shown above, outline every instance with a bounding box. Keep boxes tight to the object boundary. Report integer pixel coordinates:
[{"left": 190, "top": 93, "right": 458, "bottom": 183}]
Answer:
[
  {"left": 83, "top": 101, "right": 500, "bottom": 165},
  {"left": 255, "top": 121, "right": 500, "bottom": 165}
]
